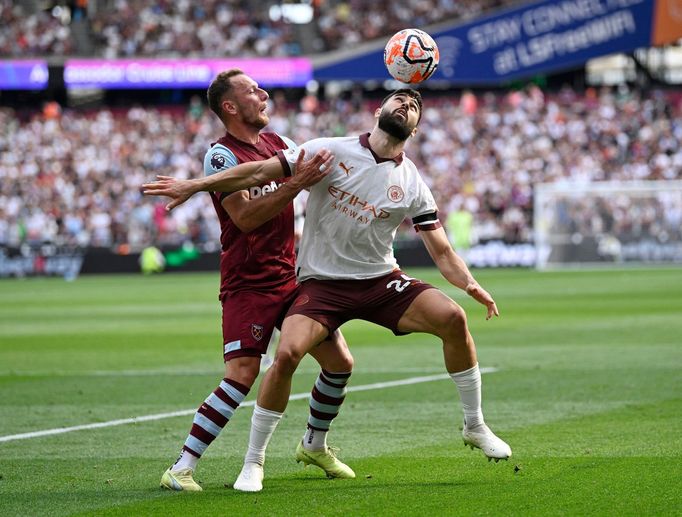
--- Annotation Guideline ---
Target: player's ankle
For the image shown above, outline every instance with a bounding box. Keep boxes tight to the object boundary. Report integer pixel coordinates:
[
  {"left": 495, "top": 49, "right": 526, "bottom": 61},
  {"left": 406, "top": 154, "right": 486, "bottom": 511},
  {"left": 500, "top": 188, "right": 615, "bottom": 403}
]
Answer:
[
  {"left": 171, "top": 450, "right": 199, "bottom": 472},
  {"left": 303, "top": 427, "right": 328, "bottom": 451}
]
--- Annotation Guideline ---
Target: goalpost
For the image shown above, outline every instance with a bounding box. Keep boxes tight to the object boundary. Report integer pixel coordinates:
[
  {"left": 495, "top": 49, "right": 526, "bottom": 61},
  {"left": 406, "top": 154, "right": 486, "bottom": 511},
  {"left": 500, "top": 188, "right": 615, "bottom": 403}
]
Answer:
[{"left": 533, "top": 180, "right": 682, "bottom": 269}]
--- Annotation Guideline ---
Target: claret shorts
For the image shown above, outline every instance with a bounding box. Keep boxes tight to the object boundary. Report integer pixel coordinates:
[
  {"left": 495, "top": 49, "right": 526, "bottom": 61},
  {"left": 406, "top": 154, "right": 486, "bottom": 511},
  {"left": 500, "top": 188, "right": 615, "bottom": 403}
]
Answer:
[
  {"left": 221, "top": 280, "right": 298, "bottom": 361},
  {"left": 286, "top": 269, "right": 436, "bottom": 335}
]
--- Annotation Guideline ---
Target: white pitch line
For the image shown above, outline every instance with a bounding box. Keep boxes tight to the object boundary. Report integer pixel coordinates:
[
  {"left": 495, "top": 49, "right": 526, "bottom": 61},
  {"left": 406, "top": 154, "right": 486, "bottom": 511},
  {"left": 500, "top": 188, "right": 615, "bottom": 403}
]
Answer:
[
  {"left": 0, "top": 367, "right": 454, "bottom": 377},
  {"left": 0, "top": 368, "right": 497, "bottom": 444}
]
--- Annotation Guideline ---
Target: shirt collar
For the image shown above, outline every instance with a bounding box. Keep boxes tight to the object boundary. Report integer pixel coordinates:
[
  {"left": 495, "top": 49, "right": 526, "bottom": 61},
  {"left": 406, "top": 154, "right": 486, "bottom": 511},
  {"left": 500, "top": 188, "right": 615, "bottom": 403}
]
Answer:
[
  {"left": 359, "top": 133, "right": 404, "bottom": 165},
  {"left": 222, "top": 130, "right": 260, "bottom": 148}
]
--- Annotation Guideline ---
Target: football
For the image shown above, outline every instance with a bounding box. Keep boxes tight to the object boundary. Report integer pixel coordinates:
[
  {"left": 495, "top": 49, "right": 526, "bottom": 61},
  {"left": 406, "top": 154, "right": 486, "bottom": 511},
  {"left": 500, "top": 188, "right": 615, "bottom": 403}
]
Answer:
[{"left": 383, "top": 28, "right": 440, "bottom": 83}]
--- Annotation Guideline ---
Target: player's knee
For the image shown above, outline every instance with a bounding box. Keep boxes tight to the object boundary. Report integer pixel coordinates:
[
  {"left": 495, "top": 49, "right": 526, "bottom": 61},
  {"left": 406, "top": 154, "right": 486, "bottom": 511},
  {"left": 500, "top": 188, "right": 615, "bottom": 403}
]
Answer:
[
  {"left": 230, "top": 367, "right": 259, "bottom": 387},
  {"left": 442, "top": 304, "right": 468, "bottom": 339},
  {"left": 225, "top": 356, "right": 260, "bottom": 387},
  {"left": 272, "top": 345, "right": 304, "bottom": 376}
]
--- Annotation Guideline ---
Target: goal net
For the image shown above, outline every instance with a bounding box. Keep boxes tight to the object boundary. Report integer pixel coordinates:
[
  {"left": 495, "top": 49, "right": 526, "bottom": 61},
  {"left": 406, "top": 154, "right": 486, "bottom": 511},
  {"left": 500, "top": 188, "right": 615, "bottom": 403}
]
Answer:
[{"left": 533, "top": 180, "right": 682, "bottom": 269}]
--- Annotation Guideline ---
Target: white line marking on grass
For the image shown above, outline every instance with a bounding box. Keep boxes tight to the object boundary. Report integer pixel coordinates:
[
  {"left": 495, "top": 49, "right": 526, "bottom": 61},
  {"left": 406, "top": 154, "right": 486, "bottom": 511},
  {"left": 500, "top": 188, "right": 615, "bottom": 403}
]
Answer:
[
  {"left": 0, "top": 368, "right": 497, "bottom": 444},
  {"left": 0, "top": 367, "right": 453, "bottom": 377}
]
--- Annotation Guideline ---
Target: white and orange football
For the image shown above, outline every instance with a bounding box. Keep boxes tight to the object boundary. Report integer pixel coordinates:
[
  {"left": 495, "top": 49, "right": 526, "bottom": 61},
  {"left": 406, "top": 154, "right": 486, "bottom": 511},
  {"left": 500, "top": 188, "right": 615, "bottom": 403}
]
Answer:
[{"left": 384, "top": 28, "right": 440, "bottom": 84}]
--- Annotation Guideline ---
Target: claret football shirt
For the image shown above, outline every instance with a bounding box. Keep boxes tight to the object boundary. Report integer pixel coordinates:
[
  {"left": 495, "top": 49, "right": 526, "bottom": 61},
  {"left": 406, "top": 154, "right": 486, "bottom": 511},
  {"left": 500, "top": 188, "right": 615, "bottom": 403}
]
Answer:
[{"left": 204, "top": 132, "right": 297, "bottom": 298}]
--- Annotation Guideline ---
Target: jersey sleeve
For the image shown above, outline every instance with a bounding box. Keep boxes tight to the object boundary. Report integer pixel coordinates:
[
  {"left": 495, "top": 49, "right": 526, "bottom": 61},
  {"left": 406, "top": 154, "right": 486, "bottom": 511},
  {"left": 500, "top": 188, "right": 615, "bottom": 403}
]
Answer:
[
  {"left": 204, "top": 144, "right": 238, "bottom": 176},
  {"left": 276, "top": 138, "right": 327, "bottom": 176},
  {"left": 279, "top": 135, "right": 297, "bottom": 150},
  {"left": 203, "top": 144, "right": 239, "bottom": 200},
  {"left": 410, "top": 174, "right": 441, "bottom": 232}
]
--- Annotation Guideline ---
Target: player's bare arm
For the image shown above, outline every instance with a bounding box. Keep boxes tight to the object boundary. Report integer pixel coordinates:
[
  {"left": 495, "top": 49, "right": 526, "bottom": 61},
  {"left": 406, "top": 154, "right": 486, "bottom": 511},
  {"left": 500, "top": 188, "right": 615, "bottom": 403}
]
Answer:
[
  {"left": 223, "top": 152, "right": 333, "bottom": 233},
  {"left": 142, "top": 149, "right": 333, "bottom": 211},
  {"left": 419, "top": 226, "right": 499, "bottom": 320}
]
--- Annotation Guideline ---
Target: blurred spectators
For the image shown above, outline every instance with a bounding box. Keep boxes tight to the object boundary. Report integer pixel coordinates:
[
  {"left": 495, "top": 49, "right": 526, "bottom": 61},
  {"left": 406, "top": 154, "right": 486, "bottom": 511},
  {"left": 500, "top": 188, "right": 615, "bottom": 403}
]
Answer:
[
  {"left": 315, "top": 0, "right": 508, "bottom": 52},
  {"left": 89, "top": 0, "right": 513, "bottom": 57},
  {"left": 1, "top": 86, "right": 680, "bottom": 251},
  {"left": 89, "top": 0, "right": 301, "bottom": 58},
  {"left": 0, "top": 0, "right": 75, "bottom": 57},
  {"left": 1, "top": 0, "right": 514, "bottom": 58}
]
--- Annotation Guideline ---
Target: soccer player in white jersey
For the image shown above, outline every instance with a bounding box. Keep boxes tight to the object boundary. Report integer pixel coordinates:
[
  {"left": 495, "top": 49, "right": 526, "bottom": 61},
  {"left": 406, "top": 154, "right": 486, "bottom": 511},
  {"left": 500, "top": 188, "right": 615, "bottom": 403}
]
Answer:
[{"left": 144, "top": 89, "right": 512, "bottom": 492}]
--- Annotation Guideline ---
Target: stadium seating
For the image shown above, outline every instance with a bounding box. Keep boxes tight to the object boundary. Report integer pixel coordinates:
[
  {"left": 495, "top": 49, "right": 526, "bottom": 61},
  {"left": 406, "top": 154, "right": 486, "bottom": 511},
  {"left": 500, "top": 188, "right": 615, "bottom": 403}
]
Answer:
[
  {"left": 0, "top": 0, "right": 512, "bottom": 58},
  {"left": 1, "top": 87, "right": 680, "bottom": 249}
]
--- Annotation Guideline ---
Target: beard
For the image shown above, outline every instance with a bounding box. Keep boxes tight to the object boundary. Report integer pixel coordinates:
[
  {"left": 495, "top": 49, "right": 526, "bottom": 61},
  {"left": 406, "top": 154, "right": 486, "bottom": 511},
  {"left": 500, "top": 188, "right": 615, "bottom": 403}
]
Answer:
[
  {"left": 240, "top": 107, "right": 269, "bottom": 130},
  {"left": 378, "top": 110, "right": 413, "bottom": 141},
  {"left": 249, "top": 112, "right": 269, "bottom": 130}
]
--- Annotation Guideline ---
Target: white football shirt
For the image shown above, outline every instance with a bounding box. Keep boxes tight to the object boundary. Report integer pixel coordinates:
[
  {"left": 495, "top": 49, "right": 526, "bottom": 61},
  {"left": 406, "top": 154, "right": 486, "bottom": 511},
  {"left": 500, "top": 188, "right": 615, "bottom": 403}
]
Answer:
[{"left": 280, "top": 133, "right": 437, "bottom": 281}]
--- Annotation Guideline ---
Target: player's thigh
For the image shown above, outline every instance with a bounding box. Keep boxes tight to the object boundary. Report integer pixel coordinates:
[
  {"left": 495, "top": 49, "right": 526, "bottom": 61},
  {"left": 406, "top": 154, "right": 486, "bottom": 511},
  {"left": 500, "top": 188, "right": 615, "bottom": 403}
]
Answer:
[
  {"left": 397, "top": 288, "right": 465, "bottom": 335},
  {"left": 309, "top": 329, "right": 354, "bottom": 372},
  {"left": 224, "top": 355, "right": 261, "bottom": 387},
  {"left": 222, "top": 285, "right": 295, "bottom": 361},
  {"left": 277, "top": 314, "right": 330, "bottom": 365}
]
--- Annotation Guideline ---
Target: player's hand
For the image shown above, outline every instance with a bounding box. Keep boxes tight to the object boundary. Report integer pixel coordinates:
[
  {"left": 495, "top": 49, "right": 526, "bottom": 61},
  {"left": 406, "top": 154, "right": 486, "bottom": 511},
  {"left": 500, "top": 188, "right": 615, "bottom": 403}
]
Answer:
[
  {"left": 290, "top": 148, "right": 334, "bottom": 189},
  {"left": 466, "top": 282, "right": 499, "bottom": 320},
  {"left": 141, "top": 175, "right": 196, "bottom": 211}
]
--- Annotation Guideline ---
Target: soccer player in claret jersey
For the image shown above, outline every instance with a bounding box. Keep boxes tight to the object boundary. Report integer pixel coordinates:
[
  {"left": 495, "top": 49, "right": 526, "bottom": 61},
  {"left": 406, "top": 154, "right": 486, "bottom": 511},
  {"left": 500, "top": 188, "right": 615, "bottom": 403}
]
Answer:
[
  {"left": 154, "top": 69, "right": 355, "bottom": 493},
  {"left": 144, "top": 88, "right": 512, "bottom": 491}
]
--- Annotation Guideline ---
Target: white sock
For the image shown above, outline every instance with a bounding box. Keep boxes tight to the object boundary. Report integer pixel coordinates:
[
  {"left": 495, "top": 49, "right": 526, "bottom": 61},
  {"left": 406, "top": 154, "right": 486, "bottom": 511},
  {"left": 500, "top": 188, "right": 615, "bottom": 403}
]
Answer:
[
  {"left": 171, "top": 450, "right": 199, "bottom": 472},
  {"left": 243, "top": 404, "right": 283, "bottom": 466},
  {"left": 450, "top": 363, "right": 484, "bottom": 428},
  {"left": 302, "top": 427, "right": 327, "bottom": 451}
]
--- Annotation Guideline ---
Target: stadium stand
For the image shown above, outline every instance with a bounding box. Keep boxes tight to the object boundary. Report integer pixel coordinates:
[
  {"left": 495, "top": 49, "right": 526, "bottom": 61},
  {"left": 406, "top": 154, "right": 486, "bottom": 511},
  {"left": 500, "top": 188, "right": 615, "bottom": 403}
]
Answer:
[
  {"left": 0, "top": 0, "right": 75, "bottom": 57},
  {"left": 1, "top": 86, "right": 680, "bottom": 250},
  {"left": 0, "top": 0, "right": 514, "bottom": 58},
  {"left": 313, "top": 0, "right": 509, "bottom": 53}
]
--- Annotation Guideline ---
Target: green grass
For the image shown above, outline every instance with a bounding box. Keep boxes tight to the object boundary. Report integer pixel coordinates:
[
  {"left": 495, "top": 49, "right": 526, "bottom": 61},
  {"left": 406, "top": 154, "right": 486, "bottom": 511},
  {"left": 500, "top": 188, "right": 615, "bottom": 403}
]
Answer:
[{"left": 0, "top": 268, "right": 681, "bottom": 516}]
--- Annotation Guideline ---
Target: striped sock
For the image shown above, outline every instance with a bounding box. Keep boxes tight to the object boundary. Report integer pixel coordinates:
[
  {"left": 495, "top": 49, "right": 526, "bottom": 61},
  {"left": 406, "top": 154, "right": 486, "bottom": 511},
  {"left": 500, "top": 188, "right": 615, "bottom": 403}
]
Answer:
[
  {"left": 303, "top": 369, "right": 351, "bottom": 451},
  {"left": 172, "top": 378, "right": 249, "bottom": 472}
]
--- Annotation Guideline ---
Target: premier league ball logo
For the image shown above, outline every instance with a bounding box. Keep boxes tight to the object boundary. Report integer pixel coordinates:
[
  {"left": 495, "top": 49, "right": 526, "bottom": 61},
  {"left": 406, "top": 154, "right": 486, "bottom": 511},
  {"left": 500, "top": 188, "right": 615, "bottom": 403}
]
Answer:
[{"left": 211, "top": 153, "right": 226, "bottom": 170}]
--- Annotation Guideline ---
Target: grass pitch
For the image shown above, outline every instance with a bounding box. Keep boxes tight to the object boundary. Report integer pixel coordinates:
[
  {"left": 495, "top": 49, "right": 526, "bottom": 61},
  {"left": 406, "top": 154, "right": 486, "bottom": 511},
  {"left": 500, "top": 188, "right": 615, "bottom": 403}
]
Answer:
[{"left": 0, "top": 267, "right": 680, "bottom": 516}]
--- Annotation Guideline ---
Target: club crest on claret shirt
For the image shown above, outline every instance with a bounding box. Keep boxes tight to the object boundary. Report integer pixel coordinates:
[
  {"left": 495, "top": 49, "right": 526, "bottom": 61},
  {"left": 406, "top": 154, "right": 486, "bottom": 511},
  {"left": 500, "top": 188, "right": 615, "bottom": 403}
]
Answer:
[{"left": 251, "top": 324, "right": 264, "bottom": 341}]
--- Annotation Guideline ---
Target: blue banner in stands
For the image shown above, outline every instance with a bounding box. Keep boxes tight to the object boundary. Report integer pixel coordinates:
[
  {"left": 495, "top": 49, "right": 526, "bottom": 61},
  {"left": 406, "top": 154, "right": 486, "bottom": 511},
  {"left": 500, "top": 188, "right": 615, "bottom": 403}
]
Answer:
[
  {"left": 0, "top": 61, "right": 48, "bottom": 90},
  {"left": 314, "top": 0, "right": 656, "bottom": 84}
]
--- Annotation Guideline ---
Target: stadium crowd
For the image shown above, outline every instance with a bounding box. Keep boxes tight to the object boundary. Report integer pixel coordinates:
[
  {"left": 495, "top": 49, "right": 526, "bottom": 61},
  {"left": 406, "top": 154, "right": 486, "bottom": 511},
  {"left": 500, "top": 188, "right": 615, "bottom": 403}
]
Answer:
[
  {"left": 88, "top": 0, "right": 302, "bottom": 59},
  {"left": 313, "top": 0, "right": 507, "bottom": 52},
  {"left": 0, "top": 0, "right": 511, "bottom": 58},
  {"left": 1, "top": 86, "right": 680, "bottom": 250},
  {"left": 0, "top": 0, "right": 75, "bottom": 57}
]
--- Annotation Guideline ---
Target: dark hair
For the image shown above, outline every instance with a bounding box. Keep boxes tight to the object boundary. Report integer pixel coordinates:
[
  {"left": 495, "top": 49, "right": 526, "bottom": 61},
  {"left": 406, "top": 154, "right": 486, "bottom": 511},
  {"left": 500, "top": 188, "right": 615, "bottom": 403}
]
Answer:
[
  {"left": 381, "top": 88, "right": 423, "bottom": 122},
  {"left": 207, "top": 69, "right": 244, "bottom": 121}
]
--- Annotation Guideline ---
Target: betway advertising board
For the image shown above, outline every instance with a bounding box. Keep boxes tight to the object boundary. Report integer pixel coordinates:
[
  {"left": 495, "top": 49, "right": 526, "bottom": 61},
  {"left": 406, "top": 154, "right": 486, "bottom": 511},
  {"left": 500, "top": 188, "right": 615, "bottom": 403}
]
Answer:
[{"left": 315, "top": 0, "right": 682, "bottom": 84}]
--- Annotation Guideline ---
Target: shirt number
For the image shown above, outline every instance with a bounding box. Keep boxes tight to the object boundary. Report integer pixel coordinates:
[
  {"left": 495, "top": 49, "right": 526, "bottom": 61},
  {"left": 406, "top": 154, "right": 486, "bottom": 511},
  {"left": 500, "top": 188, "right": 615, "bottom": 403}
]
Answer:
[{"left": 386, "top": 274, "right": 414, "bottom": 293}]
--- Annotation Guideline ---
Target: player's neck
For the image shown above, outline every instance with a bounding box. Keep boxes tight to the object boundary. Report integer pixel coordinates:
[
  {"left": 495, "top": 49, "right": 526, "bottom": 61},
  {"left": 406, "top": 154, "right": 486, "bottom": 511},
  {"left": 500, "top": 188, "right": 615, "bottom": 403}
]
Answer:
[
  {"left": 368, "top": 129, "right": 406, "bottom": 160},
  {"left": 225, "top": 122, "right": 261, "bottom": 145}
]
